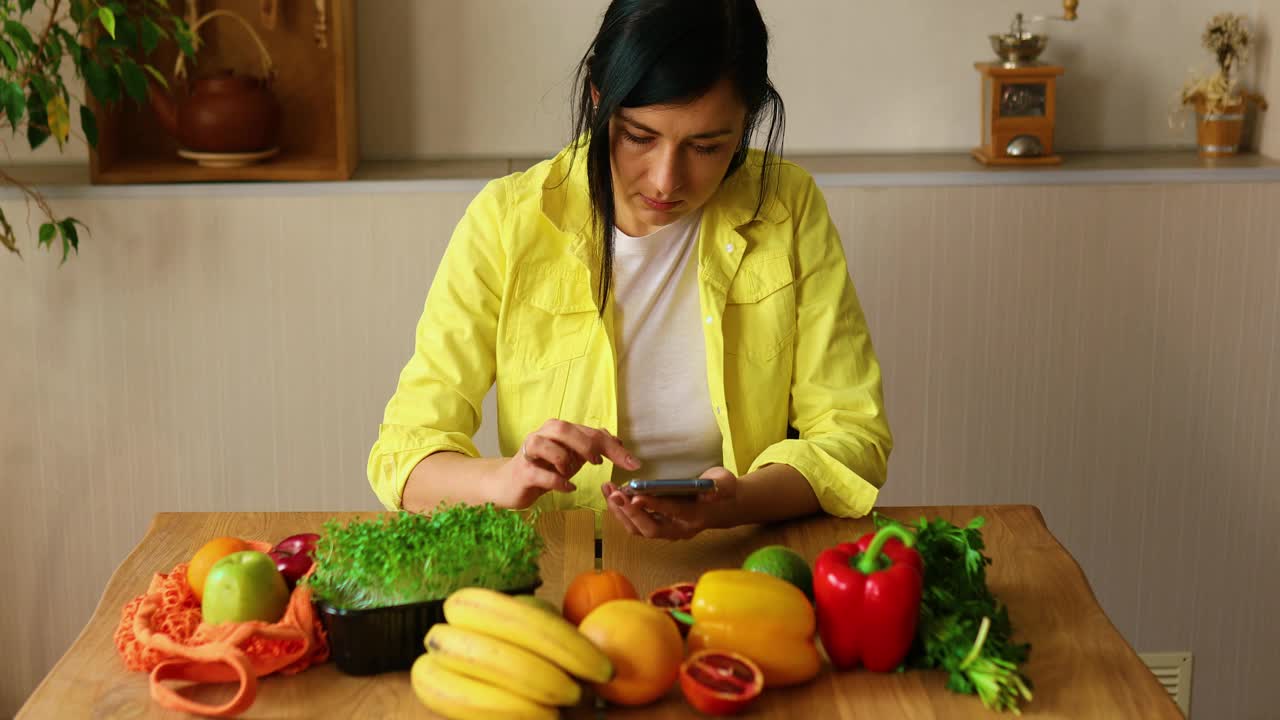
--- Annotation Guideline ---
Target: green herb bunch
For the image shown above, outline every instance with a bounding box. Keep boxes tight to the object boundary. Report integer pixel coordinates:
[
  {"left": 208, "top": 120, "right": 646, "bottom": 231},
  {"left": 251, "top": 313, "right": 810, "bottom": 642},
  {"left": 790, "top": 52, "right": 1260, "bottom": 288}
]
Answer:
[
  {"left": 875, "top": 513, "right": 1033, "bottom": 714},
  {"left": 308, "top": 504, "right": 544, "bottom": 611}
]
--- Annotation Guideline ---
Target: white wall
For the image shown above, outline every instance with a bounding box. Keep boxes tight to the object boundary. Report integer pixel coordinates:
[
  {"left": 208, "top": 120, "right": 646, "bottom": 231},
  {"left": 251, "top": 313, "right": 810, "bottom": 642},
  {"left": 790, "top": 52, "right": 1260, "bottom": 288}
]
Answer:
[
  {"left": 1260, "top": 0, "right": 1280, "bottom": 156},
  {"left": 5, "top": 177, "right": 1280, "bottom": 719},
  {"left": 5, "top": 0, "right": 1275, "bottom": 164}
]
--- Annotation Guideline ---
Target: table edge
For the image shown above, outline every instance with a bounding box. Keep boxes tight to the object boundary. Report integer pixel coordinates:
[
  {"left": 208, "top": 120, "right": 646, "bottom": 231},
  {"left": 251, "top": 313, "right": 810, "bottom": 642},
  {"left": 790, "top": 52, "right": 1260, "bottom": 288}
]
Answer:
[{"left": 1002, "top": 506, "right": 1183, "bottom": 716}]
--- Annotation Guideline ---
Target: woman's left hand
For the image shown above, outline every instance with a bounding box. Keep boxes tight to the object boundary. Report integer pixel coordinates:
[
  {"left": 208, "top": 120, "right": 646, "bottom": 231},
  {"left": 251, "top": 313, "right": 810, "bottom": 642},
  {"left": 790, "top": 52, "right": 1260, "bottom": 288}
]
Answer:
[{"left": 600, "top": 467, "right": 737, "bottom": 540}]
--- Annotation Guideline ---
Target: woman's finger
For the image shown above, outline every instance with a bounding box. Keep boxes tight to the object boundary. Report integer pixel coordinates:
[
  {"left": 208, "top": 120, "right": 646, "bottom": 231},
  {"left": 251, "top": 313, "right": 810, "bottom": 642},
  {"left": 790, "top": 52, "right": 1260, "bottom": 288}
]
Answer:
[
  {"left": 630, "top": 495, "right": 699, "bottom": 523},
  {"left": 541, "top": 421, "right": 605, "bottom": 465},
  {"left": 590, "top": 428, "right": 641, "bottom": 471},
  {"left": 606, "top": 491, "right": 643, "bottom": 536},
  {"left": 517, "top": 461, "right": 576, "bottom": 493},
  {"left": 542, "top": 420, "right": 640, "bottom": 472},
  {"left": 614, "top": 495, "right": 663, "bottom": 538},
  {"left": 523, "top": 434, "right": 579, "bottom": 477}
]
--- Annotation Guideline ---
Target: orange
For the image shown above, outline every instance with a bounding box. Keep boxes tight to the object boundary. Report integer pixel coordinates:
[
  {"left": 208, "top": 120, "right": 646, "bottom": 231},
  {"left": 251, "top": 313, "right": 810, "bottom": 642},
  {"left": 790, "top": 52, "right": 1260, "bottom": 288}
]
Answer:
[
  {"left": 578, "top": 599, "right": 683, "bottom": 706},
  {"left": 562, "top": 569, "right": 638, "bottom": 626},
  {"left": 187, "top": 536, "right": 252, "bottom": 601}
]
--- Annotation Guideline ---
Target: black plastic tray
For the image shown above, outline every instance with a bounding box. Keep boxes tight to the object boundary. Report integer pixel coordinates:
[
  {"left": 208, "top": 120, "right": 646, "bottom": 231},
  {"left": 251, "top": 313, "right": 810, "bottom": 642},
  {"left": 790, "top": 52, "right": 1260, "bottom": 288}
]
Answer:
[{"left": 316, "top": 580, "right": 542, "bottom": 676}]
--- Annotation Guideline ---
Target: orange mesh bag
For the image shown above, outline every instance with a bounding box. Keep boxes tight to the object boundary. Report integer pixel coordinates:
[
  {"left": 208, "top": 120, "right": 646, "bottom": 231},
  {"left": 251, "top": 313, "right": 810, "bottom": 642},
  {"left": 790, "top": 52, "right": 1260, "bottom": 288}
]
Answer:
[{"left": 114, "top": 541, "right": 329, "bottom": 717}]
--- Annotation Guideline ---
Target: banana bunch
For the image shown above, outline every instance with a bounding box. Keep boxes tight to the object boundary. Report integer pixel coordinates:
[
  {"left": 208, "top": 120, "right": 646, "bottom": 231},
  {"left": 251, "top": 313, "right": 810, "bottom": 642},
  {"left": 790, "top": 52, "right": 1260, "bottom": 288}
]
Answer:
[{"left": 410, "top": 587, "right": 614, "bottom": 720}]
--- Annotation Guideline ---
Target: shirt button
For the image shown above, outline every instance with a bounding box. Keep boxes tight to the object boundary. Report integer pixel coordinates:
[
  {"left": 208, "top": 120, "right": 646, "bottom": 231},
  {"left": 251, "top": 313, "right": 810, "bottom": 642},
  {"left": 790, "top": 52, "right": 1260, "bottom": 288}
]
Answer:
[
  {"left": 725, "top": 243, "right": 735, "bottom": 253},
  {"left": 705, "top": 315, "right": 713, "bottom": 325}
]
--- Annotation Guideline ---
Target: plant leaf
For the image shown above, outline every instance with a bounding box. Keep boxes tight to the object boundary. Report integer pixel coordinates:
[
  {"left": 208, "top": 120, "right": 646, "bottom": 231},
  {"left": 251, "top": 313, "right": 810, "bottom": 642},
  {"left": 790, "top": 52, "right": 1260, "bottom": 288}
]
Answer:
[
  {"left": 80, "top": 104, "right": 98, "bottom": 146},
  {"left": 0, "top": 38, "right": 17, "bottom": 70},
  {"left": 19, "top": 0, "right": 38, "bottom": 12},
  {"left": 3, "top": 19, "right": 36, "bottom": 53},
  {"left": 98, "top": 7, "right": 116, "bottom": 39},
  {"left": 38, "top": 222, "right": 56, "bottom": 247},
  {"left": 172, "top": 19, "right": 195, "bottom": 57},
  {"left": 84, "top": 58, "right": 119, "bottom": 103},
  {"left": 46, "top": 94, "right": 69, "bottom": 147},
  {"left": 57, "top": 218, "right": 80, "bottom": 263},
  {"left": 117, "top": 58, "right": 147, "bottom": 104},
  {"left": 141, "top": 18, "right": 162, "bottom": 54},
  {"left": 1, "top": 80, "right": 24, "bottom": 129},
  {"left": 54, "top": 28, "right": 82, "bottom": 69},
  {"left": 25, "top": 90, "right": 47, "bottom": 148},
  {"left": 142, "top": 64, "right": 167, "bottom": 88}
]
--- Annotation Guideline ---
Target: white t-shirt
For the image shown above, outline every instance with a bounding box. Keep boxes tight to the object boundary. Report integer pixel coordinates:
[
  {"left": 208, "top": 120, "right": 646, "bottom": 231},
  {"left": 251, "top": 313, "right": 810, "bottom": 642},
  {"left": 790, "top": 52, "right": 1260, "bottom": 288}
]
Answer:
[{"left": 611, "top": 210, "right": 724, "bottom": 482}]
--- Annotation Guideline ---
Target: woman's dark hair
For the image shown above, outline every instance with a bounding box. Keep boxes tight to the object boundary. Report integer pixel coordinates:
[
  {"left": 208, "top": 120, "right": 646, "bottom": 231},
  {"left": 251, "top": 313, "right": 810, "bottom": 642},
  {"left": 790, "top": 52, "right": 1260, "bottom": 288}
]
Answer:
[{"left": 568, "top": 0, "right": 786, "bottom": 313}]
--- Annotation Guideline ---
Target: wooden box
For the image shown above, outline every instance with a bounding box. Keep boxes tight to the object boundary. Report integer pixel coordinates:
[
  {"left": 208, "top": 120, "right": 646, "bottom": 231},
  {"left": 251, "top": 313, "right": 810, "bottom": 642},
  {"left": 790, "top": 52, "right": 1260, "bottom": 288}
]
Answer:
[{"left": 89, "top": 0, "right": 357, "bottom": 184}]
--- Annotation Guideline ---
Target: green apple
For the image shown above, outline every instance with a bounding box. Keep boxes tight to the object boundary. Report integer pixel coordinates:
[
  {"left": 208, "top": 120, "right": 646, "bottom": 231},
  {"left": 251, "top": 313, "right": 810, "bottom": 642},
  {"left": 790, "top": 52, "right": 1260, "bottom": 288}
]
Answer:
[{"left": 201, "top": 550, "right": 290, "bottom": 625}]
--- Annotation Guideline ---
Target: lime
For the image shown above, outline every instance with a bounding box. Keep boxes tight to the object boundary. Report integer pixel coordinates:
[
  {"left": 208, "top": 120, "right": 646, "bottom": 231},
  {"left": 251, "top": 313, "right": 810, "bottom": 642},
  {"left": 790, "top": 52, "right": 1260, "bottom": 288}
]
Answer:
[{"left": 741, "top": 545, "right": 813, "bottom": 599}]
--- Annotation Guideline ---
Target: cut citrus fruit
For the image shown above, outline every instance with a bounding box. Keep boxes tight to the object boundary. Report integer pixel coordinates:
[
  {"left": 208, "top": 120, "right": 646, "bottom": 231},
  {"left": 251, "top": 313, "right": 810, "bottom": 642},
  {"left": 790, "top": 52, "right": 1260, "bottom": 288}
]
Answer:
[
  {"left": 647, "top": 582, "right": 696, "bottom": 636},
  {"left": 679, "top": 649, "right": 764, "bottom": 716}
]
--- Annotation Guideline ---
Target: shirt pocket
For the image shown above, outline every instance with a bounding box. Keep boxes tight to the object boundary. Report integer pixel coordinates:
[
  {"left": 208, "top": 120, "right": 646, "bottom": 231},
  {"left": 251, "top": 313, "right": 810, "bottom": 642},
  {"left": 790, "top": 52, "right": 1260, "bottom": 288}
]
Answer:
[
  {"left": 510, "top": 263, "right": 599, "bottom": 372},
  {"left": 723, "top": 253, "right": 797, "bottom": 363}
]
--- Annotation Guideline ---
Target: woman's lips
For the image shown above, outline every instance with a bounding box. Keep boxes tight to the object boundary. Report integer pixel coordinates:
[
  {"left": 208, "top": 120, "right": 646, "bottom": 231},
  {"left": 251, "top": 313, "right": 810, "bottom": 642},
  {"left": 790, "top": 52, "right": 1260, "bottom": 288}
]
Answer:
[{"left": 641, "top": 195, "right": 681, "bottom": 212}]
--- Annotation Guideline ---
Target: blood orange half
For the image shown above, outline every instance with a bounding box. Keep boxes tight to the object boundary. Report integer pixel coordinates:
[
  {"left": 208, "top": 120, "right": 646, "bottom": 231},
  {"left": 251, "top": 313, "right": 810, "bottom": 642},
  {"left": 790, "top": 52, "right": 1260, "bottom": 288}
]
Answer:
[
  {"left": 647, "top": 581, "right": 696, "bottom": 636},
  {"left": 679, "top": 649, "right": 764, "bottom": 716}
]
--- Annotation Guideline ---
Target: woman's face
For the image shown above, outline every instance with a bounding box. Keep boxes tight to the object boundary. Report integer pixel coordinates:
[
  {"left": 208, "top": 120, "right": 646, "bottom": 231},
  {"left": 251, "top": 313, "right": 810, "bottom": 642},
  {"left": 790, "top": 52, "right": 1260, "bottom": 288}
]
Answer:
[{"left": 604, "top": 77, "right": 746, "bottom": 237}]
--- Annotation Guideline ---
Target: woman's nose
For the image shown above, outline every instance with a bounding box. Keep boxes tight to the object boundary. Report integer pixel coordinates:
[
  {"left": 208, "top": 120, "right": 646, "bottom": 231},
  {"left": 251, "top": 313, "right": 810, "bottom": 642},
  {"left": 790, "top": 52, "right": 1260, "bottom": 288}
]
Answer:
[{"left": 650, "top": 145, "right": 683, "bottom": 197}]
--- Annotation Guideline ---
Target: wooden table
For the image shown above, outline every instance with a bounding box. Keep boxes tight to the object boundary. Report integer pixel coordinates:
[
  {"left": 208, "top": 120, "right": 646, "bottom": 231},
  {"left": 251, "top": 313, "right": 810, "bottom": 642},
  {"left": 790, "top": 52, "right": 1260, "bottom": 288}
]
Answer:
[
  {"left": 16, "top": 511, "right": 598, "bottom": 719},
  {"left": 19, "top": 505, "right": 1181, "bottom": 719},
  {"left": 601, "top": 505, "right": 1181, "bottom": 719}
]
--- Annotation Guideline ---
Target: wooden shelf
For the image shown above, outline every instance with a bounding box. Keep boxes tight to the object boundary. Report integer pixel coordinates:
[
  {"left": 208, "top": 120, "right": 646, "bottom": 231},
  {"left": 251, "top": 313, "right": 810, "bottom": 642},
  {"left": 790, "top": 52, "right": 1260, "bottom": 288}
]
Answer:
[
  {"left": 8, "top": 151, "right": 1280, "bottom": 200},
  {"left": 89, "top": 0, "right": 357, "bottom": 184}
]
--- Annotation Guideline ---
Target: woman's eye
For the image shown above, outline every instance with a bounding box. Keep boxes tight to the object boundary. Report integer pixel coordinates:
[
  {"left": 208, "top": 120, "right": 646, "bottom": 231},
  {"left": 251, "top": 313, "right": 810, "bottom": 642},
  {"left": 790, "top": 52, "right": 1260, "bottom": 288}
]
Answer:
[
  {"left": 692, "top": 144, "right": 722, "bottom": 156},
  {"left": 622, "top": 130, "right": 654, "bottom": 146}
]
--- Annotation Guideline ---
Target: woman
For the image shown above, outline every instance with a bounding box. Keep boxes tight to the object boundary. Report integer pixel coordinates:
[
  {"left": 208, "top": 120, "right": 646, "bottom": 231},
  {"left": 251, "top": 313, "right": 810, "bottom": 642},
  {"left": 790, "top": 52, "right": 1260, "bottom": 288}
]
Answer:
[{"left": 367, "top": 0, "right": 892, "bottom": 539}]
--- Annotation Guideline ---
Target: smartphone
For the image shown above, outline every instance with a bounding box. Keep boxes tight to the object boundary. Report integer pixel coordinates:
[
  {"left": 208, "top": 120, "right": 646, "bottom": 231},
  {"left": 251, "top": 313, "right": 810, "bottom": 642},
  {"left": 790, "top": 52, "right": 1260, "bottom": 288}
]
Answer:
[{"left": 620, "top": 478, "right": 716, "bottom": 497}]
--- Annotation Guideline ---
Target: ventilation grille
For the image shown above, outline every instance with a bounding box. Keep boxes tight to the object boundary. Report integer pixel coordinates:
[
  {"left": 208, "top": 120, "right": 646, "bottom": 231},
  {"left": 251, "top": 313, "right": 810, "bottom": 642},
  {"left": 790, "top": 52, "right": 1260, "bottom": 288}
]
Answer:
[{"left": 1140, "top": 651, "right": 1192, "bottom": 717}]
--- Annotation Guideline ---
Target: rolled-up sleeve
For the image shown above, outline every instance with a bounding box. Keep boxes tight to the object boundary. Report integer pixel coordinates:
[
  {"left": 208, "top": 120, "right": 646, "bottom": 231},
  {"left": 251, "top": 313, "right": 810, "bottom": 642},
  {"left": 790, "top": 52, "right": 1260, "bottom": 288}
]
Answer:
[
  {"left": 748, "top": 173, "right": 892, "bottom": 518},
  {"left": 367, "top": 177, "right": 510, "bottom": 510}
]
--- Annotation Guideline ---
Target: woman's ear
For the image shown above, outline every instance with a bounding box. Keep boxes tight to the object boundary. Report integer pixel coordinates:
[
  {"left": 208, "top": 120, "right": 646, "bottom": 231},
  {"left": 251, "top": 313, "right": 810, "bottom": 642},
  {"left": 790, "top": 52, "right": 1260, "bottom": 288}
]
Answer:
[{"left": 590, "top": 83, "right": 601, "bottom": 109}]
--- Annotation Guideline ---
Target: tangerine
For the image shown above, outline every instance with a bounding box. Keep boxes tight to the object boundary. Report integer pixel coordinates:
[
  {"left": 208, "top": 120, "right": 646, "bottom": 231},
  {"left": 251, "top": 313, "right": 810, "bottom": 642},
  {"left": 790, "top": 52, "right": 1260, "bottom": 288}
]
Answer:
[
  {"left": 562, "top": 568, "right": 638, "bottom": 625},
  {"left": 186, "top": 536, "right": 252, "bottom": 601}
]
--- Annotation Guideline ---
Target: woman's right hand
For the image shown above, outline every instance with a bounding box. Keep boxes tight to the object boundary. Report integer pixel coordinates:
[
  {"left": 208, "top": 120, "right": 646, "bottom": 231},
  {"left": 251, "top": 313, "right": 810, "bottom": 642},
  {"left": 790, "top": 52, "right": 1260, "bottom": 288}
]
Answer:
[{"left": 492, "top": 419, "right": 641, "bottom": 509}]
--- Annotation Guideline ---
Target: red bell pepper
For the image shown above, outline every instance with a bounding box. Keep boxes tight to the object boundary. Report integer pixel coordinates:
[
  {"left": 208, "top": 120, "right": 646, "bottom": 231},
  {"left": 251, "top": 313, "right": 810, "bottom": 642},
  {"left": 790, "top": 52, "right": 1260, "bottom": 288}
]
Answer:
[{"left": 814, "top": 524, "right": 923, "bottom": 672}]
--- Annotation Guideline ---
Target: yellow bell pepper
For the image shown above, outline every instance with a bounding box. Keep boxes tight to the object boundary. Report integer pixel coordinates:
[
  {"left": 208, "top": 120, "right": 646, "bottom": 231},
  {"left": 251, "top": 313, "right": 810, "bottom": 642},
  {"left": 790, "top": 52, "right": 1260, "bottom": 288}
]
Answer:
[{"left": 684, "top": 569, "right": 821, "bottom": 687}]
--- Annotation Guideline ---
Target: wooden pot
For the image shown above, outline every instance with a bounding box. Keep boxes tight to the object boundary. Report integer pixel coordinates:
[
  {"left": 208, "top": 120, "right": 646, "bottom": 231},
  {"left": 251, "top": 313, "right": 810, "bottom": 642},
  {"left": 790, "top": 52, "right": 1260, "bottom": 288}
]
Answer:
[{"left": 1195, "top": 101, "right": 1246, "bottom": 158}]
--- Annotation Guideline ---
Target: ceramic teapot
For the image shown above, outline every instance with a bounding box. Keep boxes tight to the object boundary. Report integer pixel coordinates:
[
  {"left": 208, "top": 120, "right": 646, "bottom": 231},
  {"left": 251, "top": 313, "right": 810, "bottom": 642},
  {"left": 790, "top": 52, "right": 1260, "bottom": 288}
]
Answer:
[{"left": 146, "top": 9, "right": 280, "bottom": 154}]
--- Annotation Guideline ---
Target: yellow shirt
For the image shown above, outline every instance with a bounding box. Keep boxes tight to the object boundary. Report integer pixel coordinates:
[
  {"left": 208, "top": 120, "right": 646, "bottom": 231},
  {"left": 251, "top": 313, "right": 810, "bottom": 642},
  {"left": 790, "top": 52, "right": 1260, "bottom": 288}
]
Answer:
[{"left": 367, "top": 143, "right": 893, "bottom": 518}]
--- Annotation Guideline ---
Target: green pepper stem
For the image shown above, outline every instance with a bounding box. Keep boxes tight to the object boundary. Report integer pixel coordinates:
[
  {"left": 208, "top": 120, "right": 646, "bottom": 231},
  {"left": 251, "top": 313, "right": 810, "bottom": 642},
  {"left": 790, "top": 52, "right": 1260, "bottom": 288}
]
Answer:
[
  {"left": 670, "top": 609, "right": 695, "bottom": 626},
  {"left": 960, "top": 616, "right": 992, "bottom": 670},
  {"left": 855, "top": 524, "right": 916, "bottom": 574}
]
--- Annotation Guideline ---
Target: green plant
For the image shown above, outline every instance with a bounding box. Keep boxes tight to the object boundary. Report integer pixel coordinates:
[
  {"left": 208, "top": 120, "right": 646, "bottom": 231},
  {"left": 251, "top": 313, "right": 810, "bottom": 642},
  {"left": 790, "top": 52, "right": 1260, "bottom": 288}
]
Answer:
[
  {"left": 308, "top": 505, "right": 545, "bottom": 611},
  {"left": 873, "top": 514, "right": 1033, "bottom": 714},
  {"left": 1, "top": 0, "right": 192, "bottom": 260}
]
